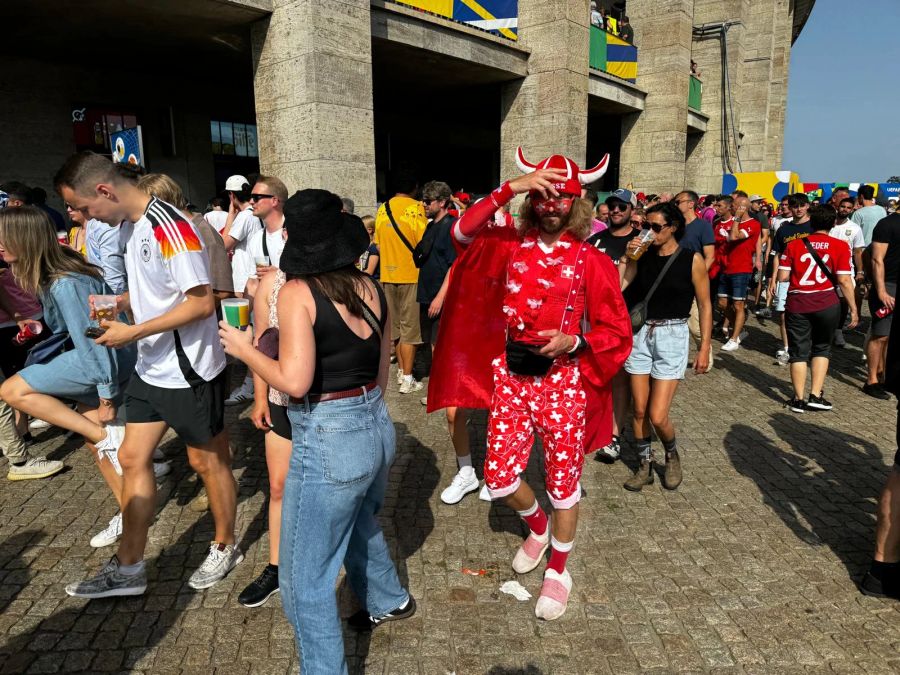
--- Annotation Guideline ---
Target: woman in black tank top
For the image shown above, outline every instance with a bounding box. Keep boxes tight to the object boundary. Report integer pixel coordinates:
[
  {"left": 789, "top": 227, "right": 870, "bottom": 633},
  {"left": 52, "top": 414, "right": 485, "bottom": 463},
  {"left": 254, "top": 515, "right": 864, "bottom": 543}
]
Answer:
[
  {"left": 617, "top": 202, "right": 713, "bottom": 493},
  {"left": 219, "top": 190, "right": 413, "bottom": 673}
]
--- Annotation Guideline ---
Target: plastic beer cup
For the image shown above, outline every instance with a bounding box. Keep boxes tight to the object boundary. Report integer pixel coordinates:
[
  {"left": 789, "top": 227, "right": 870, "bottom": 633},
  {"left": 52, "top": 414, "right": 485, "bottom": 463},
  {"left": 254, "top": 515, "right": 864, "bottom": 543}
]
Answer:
[
  {"left": 93, "top": 295, "right": 118, "bottom": 323},
  {"left": 627, "top": 229, "right": 655, "bottom": 261},
  {"left": 222, "top": 298, "right": 251, "bottom": 330}
]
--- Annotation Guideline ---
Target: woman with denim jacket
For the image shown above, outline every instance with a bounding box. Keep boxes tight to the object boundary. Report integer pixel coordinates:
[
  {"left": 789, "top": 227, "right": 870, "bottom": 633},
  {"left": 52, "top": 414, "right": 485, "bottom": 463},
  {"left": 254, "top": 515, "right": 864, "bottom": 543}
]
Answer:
[
  {"left": 0, "top": 207, "right": 139, "bottom": 547},
  {"left": 219, "top": 190, "right": 414, "bottom": 674}
]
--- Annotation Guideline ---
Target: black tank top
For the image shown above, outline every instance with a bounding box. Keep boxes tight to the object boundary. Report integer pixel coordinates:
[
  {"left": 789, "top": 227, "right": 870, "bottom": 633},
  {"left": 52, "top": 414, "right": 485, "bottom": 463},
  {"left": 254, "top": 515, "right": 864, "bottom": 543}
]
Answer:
[
  {"left": 309, "top": 281, "right": 386, "bottom": 394},
  {"left": 626, "top": 247, "right": 696, "bottom": 320}
]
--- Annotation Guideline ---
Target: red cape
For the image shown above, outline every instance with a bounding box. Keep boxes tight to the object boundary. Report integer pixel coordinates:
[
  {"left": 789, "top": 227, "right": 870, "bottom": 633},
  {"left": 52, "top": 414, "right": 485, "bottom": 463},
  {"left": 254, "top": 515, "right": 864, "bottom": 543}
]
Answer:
[{"left": 428, "top": 224, "right": 632, "bottom": 451}]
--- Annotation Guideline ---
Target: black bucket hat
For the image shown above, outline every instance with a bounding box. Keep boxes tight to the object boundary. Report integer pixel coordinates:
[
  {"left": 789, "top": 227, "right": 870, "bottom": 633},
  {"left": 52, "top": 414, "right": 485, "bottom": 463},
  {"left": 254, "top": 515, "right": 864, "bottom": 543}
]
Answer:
[{"left": 279, "top": 189, "right": 369, "bottom": 276}]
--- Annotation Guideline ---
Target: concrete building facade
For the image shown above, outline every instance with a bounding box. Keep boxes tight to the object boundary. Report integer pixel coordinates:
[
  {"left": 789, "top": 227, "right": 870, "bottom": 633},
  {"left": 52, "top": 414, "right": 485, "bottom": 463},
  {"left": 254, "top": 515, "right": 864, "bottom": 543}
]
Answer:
[{"left": 0, "top": 0, "right": 815, "bottom": 212}]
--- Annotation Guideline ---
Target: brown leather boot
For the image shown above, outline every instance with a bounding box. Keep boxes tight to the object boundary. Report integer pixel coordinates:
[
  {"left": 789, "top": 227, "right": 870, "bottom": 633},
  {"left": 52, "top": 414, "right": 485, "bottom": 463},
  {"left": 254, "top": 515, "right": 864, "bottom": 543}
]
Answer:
[
  {"left": 662, "top": 450, "right": 682, "bottom": 490},
  {"left": 623, "top": 459, "right": 654, "bottom": 491}
]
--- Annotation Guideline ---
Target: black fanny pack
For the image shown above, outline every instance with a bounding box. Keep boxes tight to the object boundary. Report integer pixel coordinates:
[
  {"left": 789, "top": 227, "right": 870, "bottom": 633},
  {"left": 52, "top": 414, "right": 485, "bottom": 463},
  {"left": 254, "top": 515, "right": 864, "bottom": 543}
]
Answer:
[{"left": 505, "top": 341, "right": 554, "bottom": 376}]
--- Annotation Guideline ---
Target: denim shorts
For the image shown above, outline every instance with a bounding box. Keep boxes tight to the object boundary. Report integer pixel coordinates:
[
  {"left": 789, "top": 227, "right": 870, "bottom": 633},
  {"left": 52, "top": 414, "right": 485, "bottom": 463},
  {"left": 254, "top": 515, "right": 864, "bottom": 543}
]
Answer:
[
  {"left": 18, "top": 348, "right": 135, "bottom": 408},
  {"left": 625, "top": 320, "right": 690, "bottom": 380},
  {"left": 717, "top": 272, "right": 752, "bottom": 300}
]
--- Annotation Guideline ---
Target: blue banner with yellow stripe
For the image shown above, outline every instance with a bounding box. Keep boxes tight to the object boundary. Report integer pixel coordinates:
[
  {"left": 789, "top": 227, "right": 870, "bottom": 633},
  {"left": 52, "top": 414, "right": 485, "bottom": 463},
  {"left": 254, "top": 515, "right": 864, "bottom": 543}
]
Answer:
[
  {"left": 605, "top": 33, "right": 637, "bottom": 82},
  {"left": 393, "top": 0, "right": 518, "bottom": 40}
]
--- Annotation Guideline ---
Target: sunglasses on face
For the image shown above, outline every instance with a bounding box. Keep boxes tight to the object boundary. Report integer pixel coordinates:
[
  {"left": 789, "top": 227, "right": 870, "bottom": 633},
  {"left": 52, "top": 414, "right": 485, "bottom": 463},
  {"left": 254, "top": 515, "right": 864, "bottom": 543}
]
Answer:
[
  {"left": 650, "top": 222, "right": 669, "bottom": 233},
  {"left": 249, "top": 193, "right": 274, "bottom": 202},
  {"left": 608, "top": 202, "right": 630, "bottom": 212}
]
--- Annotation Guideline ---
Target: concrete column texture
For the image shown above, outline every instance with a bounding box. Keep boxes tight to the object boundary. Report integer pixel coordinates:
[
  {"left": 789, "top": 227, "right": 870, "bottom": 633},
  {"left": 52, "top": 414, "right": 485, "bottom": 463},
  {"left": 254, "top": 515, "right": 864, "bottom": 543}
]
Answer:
[
  {"left": 618, "top": 0, "right": 695, "bottom": 195},
  {"left": 251, "top": 0, "right": 377, "bottom": 215},
  {"left": 500, "top": 0, "right": 590, "bottom": 188}
]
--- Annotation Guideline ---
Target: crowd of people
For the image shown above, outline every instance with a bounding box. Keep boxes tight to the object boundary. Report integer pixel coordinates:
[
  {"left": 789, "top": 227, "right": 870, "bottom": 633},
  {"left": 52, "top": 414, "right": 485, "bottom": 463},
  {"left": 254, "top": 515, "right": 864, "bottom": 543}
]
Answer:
[{"left": 1, "top": 150, "right": 899, "bottom": 673}]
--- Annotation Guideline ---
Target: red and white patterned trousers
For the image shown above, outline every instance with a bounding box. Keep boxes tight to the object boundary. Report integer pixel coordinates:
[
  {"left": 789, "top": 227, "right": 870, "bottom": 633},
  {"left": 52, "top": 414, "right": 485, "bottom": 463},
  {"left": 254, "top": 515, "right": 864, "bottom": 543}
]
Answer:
[{"left": 484, "top": 353, "right": 586, "bottom": 509}]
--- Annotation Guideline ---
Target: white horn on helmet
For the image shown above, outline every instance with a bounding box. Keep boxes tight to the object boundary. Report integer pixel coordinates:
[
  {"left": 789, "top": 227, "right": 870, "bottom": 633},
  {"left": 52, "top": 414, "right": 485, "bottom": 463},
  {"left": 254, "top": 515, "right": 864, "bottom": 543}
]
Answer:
[
  {"left": 579, "top": 154, "right": 610, "bottom": 184},
  {"left": 515, "top": 147, "right": 538, "bottom": 174}
]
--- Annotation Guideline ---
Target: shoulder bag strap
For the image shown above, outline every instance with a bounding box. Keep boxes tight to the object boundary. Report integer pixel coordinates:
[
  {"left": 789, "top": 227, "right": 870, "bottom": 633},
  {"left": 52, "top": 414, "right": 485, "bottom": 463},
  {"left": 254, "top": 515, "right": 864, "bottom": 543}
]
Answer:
[
  {"left": 384, "top": 200, "right": 416, "bottom": 255},
  {"left": 359, "top": 282, "right": 385, "bottom": 340},
  {"left": 641, "top": 247, "right": 683, "bottom": 306},
  {"left": 262, "top": 229, "right": 269, "bottom": 258},
  {"left": 801, "top": 237, "right": 841, "bottom": 298}
]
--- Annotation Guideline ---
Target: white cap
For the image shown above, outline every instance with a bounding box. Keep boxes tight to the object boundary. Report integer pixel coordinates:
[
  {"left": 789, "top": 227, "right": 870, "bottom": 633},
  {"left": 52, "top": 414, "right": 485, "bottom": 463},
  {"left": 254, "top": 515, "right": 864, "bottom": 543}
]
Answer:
[{"left": 225, "top": 175, "right": 249, "bottom": 192}]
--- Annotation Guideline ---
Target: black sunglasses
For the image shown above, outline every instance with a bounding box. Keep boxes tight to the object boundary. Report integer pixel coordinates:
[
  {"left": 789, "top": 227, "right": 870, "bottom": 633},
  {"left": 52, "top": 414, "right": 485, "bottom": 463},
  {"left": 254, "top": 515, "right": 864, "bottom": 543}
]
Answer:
[
  {"left": 608, "top": 202, "right": 630, "bottom": 212},
  {"left": 650, "top": 222, "right": 670, "bottom": 233},
  {"left": 249, "top": 193, "right": 274, "bottom": 202}
]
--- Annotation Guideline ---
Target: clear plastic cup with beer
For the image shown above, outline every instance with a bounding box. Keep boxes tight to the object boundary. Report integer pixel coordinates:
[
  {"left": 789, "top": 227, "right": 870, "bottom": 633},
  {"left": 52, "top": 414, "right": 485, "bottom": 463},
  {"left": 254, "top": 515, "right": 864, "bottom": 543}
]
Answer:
[
  {"left": 627, "top": 229, "right": 655, "bottom": 261},
  {"left": 93, "top": 295, "right": 118, "bottom": 323},
  {"left": 222, "top": 298, "right": 251, "bottom": 331}
]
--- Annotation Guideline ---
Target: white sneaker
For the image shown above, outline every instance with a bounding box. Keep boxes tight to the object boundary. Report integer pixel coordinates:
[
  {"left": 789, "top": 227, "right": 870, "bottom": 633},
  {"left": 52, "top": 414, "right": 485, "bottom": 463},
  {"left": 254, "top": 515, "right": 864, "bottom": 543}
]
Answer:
[
  {"left": 399, "top": 376, "right": 423, "bottom": 394},
  {"left": 721, "top": 339, "right": 740, "bottom": 352},
  {"left": 152, "top": 447, "right": 165, "bottom": 461},
  {"left": 95, "top": 422, "right": 125, "bottom": 476},
  {"left": 90, "top": 512, "right": 123, "bottom": 548},
  {"left": 595, "top": 437, "right": 621, "bottom": 464},
  {"left": 478, "top": 483, "right": 492, "bottom": 501},
  {"left": 153, "top": 461, "right": 171, "bottom": 479},
  {"left": 7, "top": 456, "right": 64, "bottom": 481},
  {"left": 440, "top": 467, "right": 479, "bottom": 504},
  {"left": 775, "top": 348, "right": 790, "bottom": 365},
  {"left": 396, "top": 369, "right": 405, "bottom": 386},
  {"left": 188, "top": 543, "right": 244, "bottom": 589},
  {"left": 27, "top": 418, "right": 51, "bottom": 432},
  {"left": 225, "top": 384, "right": 253, "bottom": 406},
  {"left": 535, "top": 568, "right": 572, "bottom": 621}
]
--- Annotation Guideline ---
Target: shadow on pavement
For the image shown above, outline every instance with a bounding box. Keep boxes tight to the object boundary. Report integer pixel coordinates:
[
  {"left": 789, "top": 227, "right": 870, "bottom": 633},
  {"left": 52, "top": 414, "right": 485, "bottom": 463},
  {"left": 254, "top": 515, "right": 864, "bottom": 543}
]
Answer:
[{"left": 724, "top": 412, "right": 886, "bottom": 580}]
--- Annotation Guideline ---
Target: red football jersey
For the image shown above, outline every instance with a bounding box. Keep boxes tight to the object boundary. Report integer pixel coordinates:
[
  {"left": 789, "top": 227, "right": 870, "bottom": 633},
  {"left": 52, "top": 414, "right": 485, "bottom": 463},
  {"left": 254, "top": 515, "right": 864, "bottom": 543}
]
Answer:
[
  {"left": 722, "top": 218, "right": 760, "bottom": 274},
  {"left": 779, "top": 232, "right": 851, "bottom": 313}
]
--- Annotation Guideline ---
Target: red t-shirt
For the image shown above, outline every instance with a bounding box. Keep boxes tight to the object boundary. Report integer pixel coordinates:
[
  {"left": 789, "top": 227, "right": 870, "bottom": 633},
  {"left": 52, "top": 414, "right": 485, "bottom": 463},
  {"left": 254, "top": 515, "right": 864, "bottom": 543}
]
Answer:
[
  {"left": 721, "top": 218, "right": 760, "bottom": 274},
  {"left": 779, "top": 232, "right": 851, "bottom": 313},
  {"left": 712, "top": 218, "right": 732, "bottom": 278}
]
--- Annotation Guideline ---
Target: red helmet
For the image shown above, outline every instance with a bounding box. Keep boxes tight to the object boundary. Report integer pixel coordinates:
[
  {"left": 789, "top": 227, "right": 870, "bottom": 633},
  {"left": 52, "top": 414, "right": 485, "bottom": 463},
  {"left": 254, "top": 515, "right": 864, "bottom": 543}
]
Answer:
[{"left": 515, "top": 147, "right": 610, "bottom": 197}]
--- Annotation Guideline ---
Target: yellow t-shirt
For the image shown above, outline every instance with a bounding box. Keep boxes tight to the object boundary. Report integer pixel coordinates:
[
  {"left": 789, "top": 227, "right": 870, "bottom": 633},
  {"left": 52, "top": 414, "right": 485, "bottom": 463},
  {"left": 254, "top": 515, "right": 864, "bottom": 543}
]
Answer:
[{"left": 374, "top": 196, "right": 428, "bottom": 284}]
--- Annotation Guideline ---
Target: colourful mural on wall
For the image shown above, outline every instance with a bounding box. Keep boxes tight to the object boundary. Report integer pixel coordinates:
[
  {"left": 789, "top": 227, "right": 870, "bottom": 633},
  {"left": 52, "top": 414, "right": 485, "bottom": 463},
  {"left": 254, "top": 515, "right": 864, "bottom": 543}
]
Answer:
[
  {"left": 394, "top": 0, "right": 519, "bottom": 40},
  {"left": 589, "top": 26, "right": 638, "bottom": 82},
  {"left": 724, "top": 174, "right": 900, "bottom": 204},
  {"left": 722, "top": 172, "right": 801, "bottom": 204}
]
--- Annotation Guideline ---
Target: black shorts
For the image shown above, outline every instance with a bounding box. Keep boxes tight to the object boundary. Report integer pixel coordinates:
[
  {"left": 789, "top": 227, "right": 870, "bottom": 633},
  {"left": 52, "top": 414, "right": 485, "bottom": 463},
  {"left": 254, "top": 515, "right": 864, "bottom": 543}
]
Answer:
[
  {"left": 419, "top": 304, "right": 442, "bottom": 346},
  {"left": 269, "top": 402, "right": 291, "bottom": 441},
  {"left": 786, "top": 303, "right": 841, "bottom": 363},
  {"left": 124, "top": 371, "right": 226, "bottom": 447},
  {"left": 869, "top": 282, "right": 897, "bottom": 337}
]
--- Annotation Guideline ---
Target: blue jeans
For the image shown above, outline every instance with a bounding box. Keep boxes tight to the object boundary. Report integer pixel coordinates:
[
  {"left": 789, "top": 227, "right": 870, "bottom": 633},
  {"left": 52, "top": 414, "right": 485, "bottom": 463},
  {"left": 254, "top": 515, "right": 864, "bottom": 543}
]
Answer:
[{"left": 282, "top": 387, "right": 407, "bottom": 675}]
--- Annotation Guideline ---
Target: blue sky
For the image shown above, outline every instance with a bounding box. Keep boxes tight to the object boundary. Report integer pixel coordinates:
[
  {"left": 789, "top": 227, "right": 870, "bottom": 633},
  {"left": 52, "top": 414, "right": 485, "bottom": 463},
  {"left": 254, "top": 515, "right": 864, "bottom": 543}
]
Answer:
[{"left": 783, "top": 0, "right": 900, "bottom": 182}]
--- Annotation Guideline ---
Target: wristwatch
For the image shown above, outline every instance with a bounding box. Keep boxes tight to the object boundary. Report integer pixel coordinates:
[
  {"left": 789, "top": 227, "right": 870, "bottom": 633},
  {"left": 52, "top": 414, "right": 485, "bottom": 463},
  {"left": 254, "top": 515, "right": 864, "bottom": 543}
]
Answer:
[{"left": 99, "top": 399, "right": 114, "bottom": 407}]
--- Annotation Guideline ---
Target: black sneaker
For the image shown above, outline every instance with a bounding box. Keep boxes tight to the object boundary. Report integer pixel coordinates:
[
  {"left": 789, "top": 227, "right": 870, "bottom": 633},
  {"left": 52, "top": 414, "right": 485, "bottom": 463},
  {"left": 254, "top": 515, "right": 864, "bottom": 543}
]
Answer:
[
  {"left": 238, "top": 564, "right": 279, "bottom": 608},
  {"left": 785, "top": 398, "right": 807, "bottom": 413},
  {"left": 806, "top": 393, "right": 833, "bottom": 411},
  {"left": 860, "top": 569, "right": 900, "bottom": 599},
  {"left": 862, "top": 383, "right": 892, "bottom": 400},
  {"left": 348, "top": 594, "right": 416, "bottom": 631}
]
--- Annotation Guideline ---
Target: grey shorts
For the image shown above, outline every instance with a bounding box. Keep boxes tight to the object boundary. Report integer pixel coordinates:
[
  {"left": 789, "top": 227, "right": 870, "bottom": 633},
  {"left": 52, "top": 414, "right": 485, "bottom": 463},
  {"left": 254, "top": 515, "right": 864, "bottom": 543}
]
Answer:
[{"left": 869, "top": 282, "right": 897, "bottom": 337}]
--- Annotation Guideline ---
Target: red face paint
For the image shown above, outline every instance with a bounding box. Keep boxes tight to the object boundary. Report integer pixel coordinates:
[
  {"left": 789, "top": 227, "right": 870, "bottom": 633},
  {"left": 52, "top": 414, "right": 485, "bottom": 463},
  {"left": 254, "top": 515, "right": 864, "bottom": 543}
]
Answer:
[{"left": 532, "top": 195, "right": 575, "bottom": 218}]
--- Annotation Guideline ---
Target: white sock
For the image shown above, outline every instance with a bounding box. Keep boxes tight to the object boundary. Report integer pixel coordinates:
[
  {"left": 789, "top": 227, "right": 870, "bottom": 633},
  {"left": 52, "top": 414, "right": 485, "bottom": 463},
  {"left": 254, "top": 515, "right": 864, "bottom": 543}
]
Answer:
[
  {"left": 117, "top": 559, "right": 146, "bottom": 575},
  {"left": 550, "top": 536, "right": 574, "bottom": 552},
  {"left": 517, "top": 501, "right": 539, "bottom": 518},
  {"left": 457, "top": 454, "right": 473, "bottom": 470},
  {"left": 404, "top": 373, "right": 413, "bottom": 383}
]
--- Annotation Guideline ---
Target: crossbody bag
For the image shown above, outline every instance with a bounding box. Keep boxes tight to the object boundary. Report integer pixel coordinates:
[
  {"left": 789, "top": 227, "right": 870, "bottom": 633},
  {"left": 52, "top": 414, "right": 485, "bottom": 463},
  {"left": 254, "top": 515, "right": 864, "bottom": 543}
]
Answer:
[
  {"left": 629, "top": 248, "right": 682, "bottom": 332},
  {"left": 801, "top": 238, "right": 845, "bottom": 305},
  {"left": 385, "top": 200, "right": 433, "bottom": 268}
]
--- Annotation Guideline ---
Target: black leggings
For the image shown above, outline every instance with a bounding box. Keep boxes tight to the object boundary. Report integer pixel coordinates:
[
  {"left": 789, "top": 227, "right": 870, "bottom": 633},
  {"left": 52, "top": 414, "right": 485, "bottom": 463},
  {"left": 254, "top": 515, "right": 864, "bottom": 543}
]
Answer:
[{"left": 786, "top": 303, "right": 841, "bottom": 363}]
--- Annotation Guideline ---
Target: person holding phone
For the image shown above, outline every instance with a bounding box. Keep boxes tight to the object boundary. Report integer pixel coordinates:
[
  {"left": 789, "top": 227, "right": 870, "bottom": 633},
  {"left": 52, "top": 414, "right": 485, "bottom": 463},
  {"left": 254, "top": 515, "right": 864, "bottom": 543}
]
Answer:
[{"left": 0, "top": 206, "right": 138, "bottom": 545}]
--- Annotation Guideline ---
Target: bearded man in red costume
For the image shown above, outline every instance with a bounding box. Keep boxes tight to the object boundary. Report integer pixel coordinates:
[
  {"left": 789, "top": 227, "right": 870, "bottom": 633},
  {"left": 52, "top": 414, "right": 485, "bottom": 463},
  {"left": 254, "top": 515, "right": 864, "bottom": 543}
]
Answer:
[{"left": 428, "top": 149, "right": 632, "bottom": 620}]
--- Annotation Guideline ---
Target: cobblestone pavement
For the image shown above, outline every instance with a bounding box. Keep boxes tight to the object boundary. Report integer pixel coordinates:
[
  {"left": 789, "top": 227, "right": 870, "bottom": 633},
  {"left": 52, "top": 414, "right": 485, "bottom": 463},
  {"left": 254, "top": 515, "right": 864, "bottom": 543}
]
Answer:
[{"left": 1, "top": 317, "right": 900, "bottom": 674}]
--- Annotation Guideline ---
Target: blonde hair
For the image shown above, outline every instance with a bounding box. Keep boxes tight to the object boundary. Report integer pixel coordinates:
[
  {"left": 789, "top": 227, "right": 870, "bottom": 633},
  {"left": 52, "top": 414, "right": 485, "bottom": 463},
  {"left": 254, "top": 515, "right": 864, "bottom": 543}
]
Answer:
[
  {"left": 137, "top": 173, "right": 187, "bottom": 210},
  {"left": 361, "top": 215, "right": 375, "bottom": 231},
  {"left": 256, "top": 175, "right": 289, "bottom": 202},
  {"left": 517, "top": 197, "right": 593, "bottom": 240},
  {"left": 0, "top": 206, "right": 102, "bottom": 296}
]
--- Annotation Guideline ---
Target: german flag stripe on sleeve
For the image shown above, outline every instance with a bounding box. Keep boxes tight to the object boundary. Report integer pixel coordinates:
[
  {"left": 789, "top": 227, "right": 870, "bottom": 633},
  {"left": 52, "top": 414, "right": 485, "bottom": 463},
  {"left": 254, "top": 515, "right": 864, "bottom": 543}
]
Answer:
[{"left": 146, "top": 198, "right": 203, "bottom": 260}]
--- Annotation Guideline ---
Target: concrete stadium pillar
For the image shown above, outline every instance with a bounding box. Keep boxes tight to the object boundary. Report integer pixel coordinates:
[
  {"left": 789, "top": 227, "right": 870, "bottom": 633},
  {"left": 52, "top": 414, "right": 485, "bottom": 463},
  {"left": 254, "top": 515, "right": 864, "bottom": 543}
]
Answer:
[
  {"left": 500, "top": 0, "right": 590, "bottom": 187},
  {"left": 251, "top": 1, "right": 377, "bottom": 214},
  {"left": 617, "top": 0, "right": 695, "bottom": 195}
]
